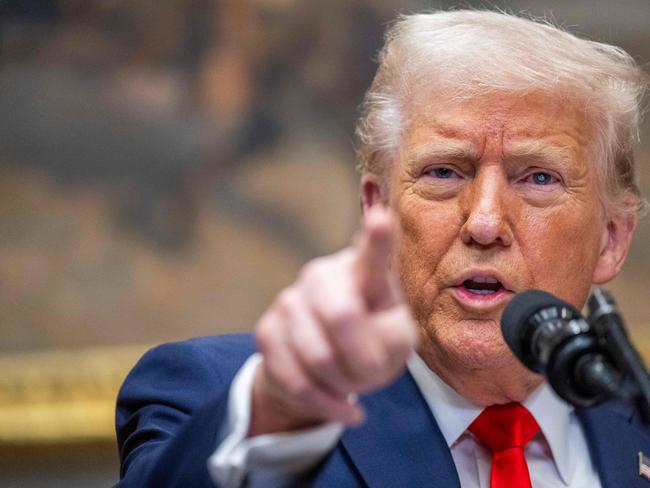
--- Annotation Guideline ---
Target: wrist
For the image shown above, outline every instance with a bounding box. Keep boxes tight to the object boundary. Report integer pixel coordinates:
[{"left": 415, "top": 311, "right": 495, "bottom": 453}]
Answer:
[{"left": 248, "top": 364, "right": 325, "bottom": 436}]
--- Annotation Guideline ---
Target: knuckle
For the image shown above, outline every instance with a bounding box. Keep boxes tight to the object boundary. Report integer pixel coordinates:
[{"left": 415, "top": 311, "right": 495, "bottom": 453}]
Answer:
[
  {"left": 299, "top": 257, "right": 328, "bottom": 282},
  {"left": 275, "top": 287, "right": 299, "bottom": 312},
  {"left": 322, "top": 304, "right": 359, "bottom": 328},
  {"left": 304, "top": 348, "right": 334, "bottom": 372}
]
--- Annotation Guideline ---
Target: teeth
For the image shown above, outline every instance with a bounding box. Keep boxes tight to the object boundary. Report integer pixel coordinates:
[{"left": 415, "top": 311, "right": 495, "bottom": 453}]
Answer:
[
  {"left": 469, "top": 289, "right": 496, "bottom": 295},
  {"left": 471, "top": 276, "right": 499, "bottom": 284}
]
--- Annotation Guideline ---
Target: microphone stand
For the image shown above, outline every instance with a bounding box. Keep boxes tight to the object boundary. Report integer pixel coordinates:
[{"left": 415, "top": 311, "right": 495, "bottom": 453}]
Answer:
[{"left": 588, "top": 288, "right": 650, "bottom": 425}]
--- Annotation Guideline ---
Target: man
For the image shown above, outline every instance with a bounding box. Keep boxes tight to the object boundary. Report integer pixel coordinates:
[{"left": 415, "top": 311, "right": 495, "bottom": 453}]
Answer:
[{"left": 116, "top": 10, "right": 648, "bottom": 487}]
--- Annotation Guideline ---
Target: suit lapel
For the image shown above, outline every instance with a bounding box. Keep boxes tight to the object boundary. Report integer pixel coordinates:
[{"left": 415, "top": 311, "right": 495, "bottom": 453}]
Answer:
[
  {"left": 340, "top": 371, "right": 461, "bottom": 488},
  {"left": 578, "top": 402, "right": 650, "bottom": 488}
]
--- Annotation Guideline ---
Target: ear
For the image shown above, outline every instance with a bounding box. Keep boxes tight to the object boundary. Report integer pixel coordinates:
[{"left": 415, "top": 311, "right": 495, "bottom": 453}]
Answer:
[
  {"left": 360, "top": 173, "right": 387, "bottom": 212},
  {"left": 592, "top": 212, "right": 637, "bottom": 284}
]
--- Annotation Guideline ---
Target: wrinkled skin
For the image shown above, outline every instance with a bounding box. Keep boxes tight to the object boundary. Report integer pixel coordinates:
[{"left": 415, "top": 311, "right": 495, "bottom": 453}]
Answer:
[
  {"left": 250, "top": 90, "right": 636, "bottom": 436},
  {"left": 362, "top": 91, "right": 636, "bottom": 405}
]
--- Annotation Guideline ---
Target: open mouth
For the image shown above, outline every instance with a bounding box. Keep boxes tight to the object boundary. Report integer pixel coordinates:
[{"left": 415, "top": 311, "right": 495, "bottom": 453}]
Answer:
[
  {"left": 452, "top": 272, "right": 513, "bottom": 308},
  {"left": 462, "top": 277, "right": 504, "bottom": 296}
]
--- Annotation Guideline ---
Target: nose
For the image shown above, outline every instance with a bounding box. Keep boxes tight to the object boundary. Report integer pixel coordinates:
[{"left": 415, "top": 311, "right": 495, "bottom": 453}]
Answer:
[{"left": 459, "top": 166, "right": 513, "bottom": 247}]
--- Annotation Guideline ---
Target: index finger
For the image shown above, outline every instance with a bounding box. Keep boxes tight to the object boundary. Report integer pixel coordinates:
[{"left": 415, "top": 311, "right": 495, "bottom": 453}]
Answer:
[{"left": 354, "top": 205, "right": 399, "bottom": 311}]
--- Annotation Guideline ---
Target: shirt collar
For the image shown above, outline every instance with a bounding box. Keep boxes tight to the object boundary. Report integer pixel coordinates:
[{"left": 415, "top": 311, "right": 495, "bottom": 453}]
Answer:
[
  {"left": 523, "top": 377, "right": 573, "bottom": 485},
  {"left": 407, "top": 353, "right": 482, "bottom": 448},
  {"left": 407, "top": 352, "right": 573, "bottom": 485}
]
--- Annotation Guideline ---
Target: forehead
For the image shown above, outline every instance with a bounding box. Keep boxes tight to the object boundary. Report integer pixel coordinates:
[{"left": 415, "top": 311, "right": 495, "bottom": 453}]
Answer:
[{"left": 400, "top": 91, "right": 594, "bottom": 166}]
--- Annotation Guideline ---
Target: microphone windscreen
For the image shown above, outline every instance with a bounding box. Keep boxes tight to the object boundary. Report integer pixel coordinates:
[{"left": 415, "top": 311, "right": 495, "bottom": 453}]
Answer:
[{"left": 501, "top": 290, "right": 579, "bottom": 364}]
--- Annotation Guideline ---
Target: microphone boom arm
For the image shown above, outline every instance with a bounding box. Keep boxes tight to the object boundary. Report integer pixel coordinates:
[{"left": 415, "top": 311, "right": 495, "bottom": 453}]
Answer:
[{"left": 588, "top": 288, "right": 650, "bottom": 424}]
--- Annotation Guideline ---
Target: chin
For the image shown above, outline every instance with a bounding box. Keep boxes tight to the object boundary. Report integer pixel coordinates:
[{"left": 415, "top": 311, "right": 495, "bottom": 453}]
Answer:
[
  {"left": 419, "top": 324, "right": 544, "bottom": 405},
  {"left": 449, "top": 341, "right": 516, "bottom": 370},
  {"left": 434, "top": 319, "right": 513, "bottom": 368},
  {"left": 448, "top": 344, "right": 544, "bottom": 403}
]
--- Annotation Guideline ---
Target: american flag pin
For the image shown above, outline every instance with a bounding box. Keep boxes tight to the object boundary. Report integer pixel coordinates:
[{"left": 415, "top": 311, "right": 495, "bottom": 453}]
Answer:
[{"left": 639, "top": 452, "right": 650, "bottom": 481}]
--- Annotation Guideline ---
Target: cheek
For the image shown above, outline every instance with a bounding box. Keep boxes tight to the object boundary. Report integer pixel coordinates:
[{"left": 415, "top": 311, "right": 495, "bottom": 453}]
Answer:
[
  {"left": 394, "top": 198, "right": 462, "bottom": 317},
  {"left": 519, "top": 206, "right": 603, "bottom": 307}
]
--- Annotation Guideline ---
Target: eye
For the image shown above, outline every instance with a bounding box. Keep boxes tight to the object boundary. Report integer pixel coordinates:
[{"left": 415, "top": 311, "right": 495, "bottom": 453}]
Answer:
[
  {"left": 429, "top": 167, "right": 460, "bottom": 179},
  {"left": 417, "top": 165, "right": 465, "bottom": 199},
  {"left": 525, "top": 171, "right": 557, "bottom": 186}
]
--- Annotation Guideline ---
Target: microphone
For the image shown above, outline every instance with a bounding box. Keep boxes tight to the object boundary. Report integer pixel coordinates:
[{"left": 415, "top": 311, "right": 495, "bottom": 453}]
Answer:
[
  {"left": 587, "top": 289, "right": 650, "bottom": 421},
  {"left": 501, "top": 290, "right": 622, "bottom": 407}
]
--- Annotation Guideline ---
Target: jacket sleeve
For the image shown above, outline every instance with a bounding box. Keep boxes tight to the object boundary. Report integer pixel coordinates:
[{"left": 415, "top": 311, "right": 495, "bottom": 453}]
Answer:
[{"left": 115, "top": 335, "right": 254, "bottom": 488}]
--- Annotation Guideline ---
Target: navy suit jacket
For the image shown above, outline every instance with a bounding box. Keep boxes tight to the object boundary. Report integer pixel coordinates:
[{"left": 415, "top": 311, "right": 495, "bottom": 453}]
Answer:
[{"left": 116, "top": 334, "right": 650, "bottom": 487}]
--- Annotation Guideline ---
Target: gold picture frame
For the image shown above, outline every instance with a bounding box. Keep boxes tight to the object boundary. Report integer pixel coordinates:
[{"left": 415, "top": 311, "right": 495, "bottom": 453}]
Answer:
[{"left": 0, "top": 344, "right": 149, "bottom": 445}]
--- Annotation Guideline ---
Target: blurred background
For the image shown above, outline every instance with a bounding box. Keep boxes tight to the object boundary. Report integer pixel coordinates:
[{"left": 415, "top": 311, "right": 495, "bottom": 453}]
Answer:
[{"left": 0, "top": 0, "right": 648, "bottom": 486}]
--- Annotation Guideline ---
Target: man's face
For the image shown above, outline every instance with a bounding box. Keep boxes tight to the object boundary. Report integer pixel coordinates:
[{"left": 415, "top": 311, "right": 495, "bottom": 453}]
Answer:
[{"left": 375, "top": 91, "right": 628, "bottom": 389}]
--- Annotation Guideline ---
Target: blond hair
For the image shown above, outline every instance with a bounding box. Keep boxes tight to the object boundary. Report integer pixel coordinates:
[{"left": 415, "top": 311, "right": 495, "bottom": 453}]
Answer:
[{"left": 356, "top": 10, "right": 647, "bottom": 217}]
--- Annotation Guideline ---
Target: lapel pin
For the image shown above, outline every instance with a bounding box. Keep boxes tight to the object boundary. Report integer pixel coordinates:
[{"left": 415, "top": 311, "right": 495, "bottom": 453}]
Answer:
[{"left": 639, "top": 452, "right": 650, "bottom": 481}]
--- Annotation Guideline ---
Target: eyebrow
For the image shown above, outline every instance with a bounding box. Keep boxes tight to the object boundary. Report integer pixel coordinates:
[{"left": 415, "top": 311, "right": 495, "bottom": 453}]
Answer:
[
  {"left": 405, "top": 139, "right": 481, "bottom": 165},
  {"left": 505, "top": 140, "right": 577, "bottom": 169},
  {"left": 404, "top": 136, "right": 579, "bottom": 171}
]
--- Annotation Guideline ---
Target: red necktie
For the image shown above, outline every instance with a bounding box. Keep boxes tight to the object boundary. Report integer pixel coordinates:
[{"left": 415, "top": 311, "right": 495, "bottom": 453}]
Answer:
[{"left": 468, "top": 403, "right": 540, "bottom": 488}]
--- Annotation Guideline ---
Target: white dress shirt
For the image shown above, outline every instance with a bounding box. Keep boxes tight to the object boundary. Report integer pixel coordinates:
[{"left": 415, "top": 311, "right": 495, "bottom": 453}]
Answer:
[
  {"left": 209, "top": 352, "right": 602, "bottom": 487},
  {"left": 408, "top": 353, "right": 601, "bottom": 488}
]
